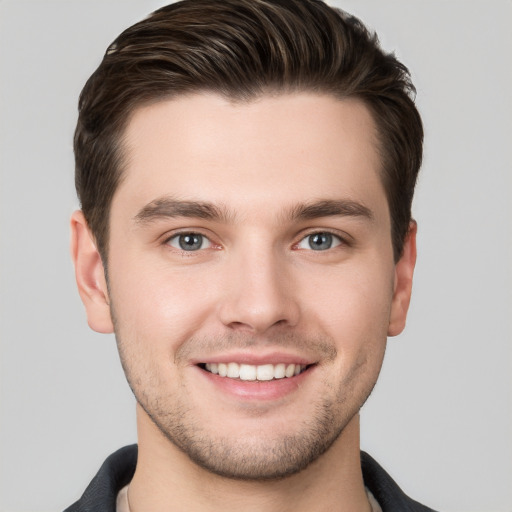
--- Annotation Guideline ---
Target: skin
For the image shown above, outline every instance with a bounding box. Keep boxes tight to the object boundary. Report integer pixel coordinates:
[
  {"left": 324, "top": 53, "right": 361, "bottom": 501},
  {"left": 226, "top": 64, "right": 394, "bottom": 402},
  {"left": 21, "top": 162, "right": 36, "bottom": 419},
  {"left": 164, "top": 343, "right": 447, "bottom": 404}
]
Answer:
[{"left": 71, "top": 92, "right": 416, "bottom": 512}]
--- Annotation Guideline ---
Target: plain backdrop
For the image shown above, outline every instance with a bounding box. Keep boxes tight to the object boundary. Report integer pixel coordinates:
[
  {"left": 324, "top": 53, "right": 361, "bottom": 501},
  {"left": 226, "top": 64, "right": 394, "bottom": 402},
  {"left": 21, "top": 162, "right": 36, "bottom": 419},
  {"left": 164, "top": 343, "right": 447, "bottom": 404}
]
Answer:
[{"left": 0, "top": 1, "right": 511, "bottom": 511}]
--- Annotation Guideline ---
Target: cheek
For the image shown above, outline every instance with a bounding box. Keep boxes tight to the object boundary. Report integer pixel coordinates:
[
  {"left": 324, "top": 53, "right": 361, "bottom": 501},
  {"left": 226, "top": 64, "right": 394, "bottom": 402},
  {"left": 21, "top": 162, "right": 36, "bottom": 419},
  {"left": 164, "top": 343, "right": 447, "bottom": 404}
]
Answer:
[
  {"left": 316, "top": 269, "right": 391, "bottom": 403},
  {"left": 308, "top": 260, "right": 394, "bottom": 327},
  {"left": 305, "top": 261, "right": 393, "bottom": 367},
  {"left": 108, "top": 258, "right": 220, "bottom": 353}
]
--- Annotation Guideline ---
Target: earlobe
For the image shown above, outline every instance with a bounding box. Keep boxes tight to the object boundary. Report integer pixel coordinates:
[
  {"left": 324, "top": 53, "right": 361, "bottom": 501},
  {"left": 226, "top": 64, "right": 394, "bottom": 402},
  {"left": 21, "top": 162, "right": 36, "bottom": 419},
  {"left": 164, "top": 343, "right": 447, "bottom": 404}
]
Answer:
[
  {"left": 70, "top": 210, "right": 114, "bottom": 334},
  {"left": 388, "top": 221, "right": 417, "bottom": 337}
]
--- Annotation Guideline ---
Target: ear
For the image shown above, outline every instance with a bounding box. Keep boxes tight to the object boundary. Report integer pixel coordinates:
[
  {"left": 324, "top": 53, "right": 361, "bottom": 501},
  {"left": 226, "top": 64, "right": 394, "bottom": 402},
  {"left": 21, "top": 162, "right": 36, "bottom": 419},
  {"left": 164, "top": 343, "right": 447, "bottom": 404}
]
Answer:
[
  {"left": 388, "top": 221, "right": 417, "bottom": 337},
  {"left": 70, "top": 210, "right": 114, "bottom": 334}
]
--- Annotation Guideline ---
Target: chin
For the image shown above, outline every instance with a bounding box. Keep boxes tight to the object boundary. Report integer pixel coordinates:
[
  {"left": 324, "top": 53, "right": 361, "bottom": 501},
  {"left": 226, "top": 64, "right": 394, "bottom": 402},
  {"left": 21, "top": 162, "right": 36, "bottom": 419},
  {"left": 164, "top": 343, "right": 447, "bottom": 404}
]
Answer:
[{"left": 142, "top": 396, "right": 355, "bottom": 481}]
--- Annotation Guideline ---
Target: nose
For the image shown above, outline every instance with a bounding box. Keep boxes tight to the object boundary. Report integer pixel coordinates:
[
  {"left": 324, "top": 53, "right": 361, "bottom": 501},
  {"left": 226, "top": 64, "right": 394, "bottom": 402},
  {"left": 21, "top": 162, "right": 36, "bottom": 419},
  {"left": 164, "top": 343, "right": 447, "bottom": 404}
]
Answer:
[{"left": 217, "top": 244, "right": 300, "bottom": 334}]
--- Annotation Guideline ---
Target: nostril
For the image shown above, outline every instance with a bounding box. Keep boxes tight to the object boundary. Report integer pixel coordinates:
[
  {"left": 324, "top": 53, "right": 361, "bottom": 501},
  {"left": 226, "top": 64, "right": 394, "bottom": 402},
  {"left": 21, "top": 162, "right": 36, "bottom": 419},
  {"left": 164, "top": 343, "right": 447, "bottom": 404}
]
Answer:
[{"left": 226, "top": 321, "right": 258, "bottom": 332}]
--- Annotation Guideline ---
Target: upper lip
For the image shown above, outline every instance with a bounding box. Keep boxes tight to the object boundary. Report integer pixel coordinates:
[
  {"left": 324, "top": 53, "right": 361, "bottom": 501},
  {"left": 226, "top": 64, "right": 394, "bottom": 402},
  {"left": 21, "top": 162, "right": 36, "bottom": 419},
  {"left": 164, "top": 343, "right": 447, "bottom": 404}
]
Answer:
[{"left": 190, "top": 351, "right": 316, "bottom": 366}]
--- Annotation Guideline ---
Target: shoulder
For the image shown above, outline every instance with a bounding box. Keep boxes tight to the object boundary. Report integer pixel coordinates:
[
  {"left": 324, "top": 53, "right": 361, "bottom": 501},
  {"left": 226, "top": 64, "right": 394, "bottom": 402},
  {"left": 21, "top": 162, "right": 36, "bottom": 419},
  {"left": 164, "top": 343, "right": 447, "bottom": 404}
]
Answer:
[
  {"left": 63, "top": 445, "right": 137, "bottom": 512},
  {"left": 361, "top": 451, "right": 438, "bottom": 512}
]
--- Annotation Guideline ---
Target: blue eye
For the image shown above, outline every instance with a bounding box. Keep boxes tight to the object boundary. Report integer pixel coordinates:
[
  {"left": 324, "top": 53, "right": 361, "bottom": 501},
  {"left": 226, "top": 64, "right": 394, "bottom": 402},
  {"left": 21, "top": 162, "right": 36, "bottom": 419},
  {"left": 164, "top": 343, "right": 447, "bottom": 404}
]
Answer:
[
  {"left": 167, "top": 233, "right": 211, "bottom": 251},
  {"left": 297, "top": 232, "right": 342, "bottom": 251}
]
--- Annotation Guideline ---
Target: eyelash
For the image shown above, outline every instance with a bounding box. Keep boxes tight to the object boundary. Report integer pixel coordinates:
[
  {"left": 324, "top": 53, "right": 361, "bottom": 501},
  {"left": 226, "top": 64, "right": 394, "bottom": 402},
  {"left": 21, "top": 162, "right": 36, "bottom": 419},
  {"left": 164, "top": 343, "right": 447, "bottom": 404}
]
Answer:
[
  {"left": 164, "top": 231, "right": 216, "bottom": 253},
  {"left": 294, "top": 231, "right": 346, "bottom": 251},
  {"left": 163, "top": 229, "right": 350, "bottom": 253}
]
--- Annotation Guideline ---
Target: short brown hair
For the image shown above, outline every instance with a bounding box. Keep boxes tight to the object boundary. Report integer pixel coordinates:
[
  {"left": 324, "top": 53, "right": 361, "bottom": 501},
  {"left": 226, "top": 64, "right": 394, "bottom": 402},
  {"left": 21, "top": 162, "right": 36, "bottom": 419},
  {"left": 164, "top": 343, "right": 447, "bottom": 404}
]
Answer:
[{"left": 75, "top": 0, "right": 423, "bottom": 262}]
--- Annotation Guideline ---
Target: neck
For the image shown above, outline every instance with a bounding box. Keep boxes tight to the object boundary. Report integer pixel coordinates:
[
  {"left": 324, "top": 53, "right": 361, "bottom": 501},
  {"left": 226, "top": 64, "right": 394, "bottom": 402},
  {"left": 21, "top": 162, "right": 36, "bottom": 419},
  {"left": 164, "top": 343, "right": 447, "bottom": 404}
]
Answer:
[{"left": 128, "top": 405, "right": 371, "bottom": 512}]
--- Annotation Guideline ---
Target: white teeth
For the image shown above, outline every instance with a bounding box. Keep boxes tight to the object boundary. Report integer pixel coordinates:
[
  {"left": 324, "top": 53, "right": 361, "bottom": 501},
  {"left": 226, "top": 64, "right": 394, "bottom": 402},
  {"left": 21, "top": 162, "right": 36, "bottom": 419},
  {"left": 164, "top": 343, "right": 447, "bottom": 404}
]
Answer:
[
  {"left": 285, "top": 364, "right": 295, "bottom": 378},
  {"left": 239, "top": 364, "right": 256, "bottom": 381},
  {"left": 256, "top": 364, "right": 274, "bottom": 381},
  {"left": 204, "top": 362, "right": 307, "bottom": 380},
  {"left": 274, "top": 363, "right": 286, "bottom": 379},
  {"left": 227, "top": 362, "right": 239, "bottom": 378}
]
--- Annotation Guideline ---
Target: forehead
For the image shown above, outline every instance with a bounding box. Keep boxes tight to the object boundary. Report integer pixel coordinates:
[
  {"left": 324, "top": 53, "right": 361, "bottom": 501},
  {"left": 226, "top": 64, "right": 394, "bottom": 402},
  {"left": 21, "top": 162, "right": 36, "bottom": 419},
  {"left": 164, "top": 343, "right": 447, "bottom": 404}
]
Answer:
[{"left": 115, "top": 92, "right": 387, "bottom": 221}]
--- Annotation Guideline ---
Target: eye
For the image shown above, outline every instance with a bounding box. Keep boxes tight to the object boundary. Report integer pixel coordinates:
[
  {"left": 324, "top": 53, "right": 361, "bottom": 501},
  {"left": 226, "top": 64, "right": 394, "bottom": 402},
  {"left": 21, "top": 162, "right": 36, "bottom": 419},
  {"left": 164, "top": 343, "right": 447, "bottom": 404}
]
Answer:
[
  {"left": 296, "top": 232, "right": 342, "bottom": 251},
  {"left": 167, "top": 232, "right": 212, "bottom": 251}
]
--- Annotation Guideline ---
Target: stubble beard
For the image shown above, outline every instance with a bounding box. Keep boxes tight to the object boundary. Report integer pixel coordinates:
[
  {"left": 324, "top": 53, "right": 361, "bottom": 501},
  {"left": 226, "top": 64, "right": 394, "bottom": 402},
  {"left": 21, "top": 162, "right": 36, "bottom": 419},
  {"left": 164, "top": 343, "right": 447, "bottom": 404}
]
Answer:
[
  {"left": 118, "top": 354, "right": 379, "bottom": 481},
  {"left": 111, "top": 309, "right": 382, "bottom": 481},
  {"left": 137, "top": 387, "right": 353, "bottom": 481}
]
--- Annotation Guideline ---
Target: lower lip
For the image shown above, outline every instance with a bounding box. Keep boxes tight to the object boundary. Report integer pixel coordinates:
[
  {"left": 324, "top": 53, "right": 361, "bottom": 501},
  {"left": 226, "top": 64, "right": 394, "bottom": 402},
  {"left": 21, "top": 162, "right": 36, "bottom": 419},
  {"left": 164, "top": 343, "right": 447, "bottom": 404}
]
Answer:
[{"left": 197, "top": 366, "right": 313, "bottom": 401}]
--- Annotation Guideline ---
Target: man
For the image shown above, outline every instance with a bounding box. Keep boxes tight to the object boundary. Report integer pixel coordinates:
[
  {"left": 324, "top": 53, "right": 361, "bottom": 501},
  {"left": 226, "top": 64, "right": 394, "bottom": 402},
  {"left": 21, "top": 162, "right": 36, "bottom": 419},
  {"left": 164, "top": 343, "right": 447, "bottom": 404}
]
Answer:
[{"left": 67, "top": 0, "right": 434, "bottom": 510}]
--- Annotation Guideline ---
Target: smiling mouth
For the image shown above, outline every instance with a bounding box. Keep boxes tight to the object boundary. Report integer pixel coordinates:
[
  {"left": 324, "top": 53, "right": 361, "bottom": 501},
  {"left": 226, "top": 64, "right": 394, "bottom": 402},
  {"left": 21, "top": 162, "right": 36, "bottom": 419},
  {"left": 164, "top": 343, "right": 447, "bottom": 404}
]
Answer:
[{"left": 199, "top": 362, "right": 311, "bottom": 381}]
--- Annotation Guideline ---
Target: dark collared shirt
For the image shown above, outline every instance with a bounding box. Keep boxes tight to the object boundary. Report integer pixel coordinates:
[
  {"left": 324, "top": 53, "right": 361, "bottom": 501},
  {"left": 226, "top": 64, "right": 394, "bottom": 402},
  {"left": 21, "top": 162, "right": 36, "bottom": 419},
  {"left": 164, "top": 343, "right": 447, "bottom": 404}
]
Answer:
[{"left": 64, "top": 445, "right": 438, "bottom": 512}]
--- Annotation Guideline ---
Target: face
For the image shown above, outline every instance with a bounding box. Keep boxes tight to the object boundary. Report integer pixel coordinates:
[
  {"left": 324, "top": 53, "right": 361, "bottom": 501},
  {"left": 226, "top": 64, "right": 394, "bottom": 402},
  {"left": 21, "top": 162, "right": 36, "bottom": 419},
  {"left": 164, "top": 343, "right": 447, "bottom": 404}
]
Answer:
[{"left": 73, "top": 92, "right": 416, "bottom": 480}]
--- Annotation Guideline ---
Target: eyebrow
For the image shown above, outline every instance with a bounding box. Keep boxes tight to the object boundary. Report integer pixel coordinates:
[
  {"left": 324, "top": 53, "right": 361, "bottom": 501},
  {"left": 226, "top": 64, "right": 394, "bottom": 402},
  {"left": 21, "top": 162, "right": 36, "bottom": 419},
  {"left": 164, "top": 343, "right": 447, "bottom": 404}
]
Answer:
[
  {"left": 133, "top": 197, "right": 374, "bottom": 225},
  {"left": 289, "top": 199, "right": 374, "bottom": 222},
  {"left": 134, "top": 197, "right": 232, "bottom": 224}
]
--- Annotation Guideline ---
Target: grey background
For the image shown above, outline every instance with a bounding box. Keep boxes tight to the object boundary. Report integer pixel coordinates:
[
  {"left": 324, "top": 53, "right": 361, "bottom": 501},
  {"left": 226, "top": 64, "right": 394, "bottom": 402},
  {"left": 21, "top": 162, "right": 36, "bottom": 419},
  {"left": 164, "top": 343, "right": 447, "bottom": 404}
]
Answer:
[{"left": 1, "top": 1, "right": 511, "bottom": 511}]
